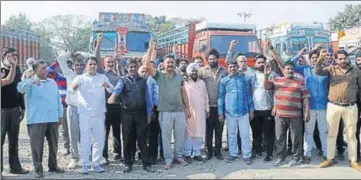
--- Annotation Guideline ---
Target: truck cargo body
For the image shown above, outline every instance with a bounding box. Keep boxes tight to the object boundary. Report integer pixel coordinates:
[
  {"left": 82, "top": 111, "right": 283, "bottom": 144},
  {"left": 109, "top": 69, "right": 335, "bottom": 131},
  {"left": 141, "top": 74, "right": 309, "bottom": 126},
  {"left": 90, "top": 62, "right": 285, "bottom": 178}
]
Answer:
[
  {"left": 157, "top": 21, "right": 261, "bottom": 67},
  {"left": 1, "top": 25, "right": 40, "bottom": 71}
]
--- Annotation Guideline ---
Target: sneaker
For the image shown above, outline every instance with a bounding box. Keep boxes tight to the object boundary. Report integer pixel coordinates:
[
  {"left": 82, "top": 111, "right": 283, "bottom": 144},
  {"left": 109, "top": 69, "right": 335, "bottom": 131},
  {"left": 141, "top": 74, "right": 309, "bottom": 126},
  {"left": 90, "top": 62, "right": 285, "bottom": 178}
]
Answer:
[
  {"left": 93, "top": 165, "right": 105, "bottom": 173},
  {"left": 67, "top": 159, "right": 78, "bottom": 169},
  {"left": 226, "top": 156, "right": 238, "bottom": 163},
  {"left": 274, "top": 158, "right": 286, "bottom": 166},
  {"left": 193, "top": 156, "right": 205, "bottom": 162},
  {"left": 114, "top": 154, "right": 123, "bottom": 162},
  {"left": 184, "top": 156, "right": 193, "bottom": 164},
  {"left": 223, "top": 146, "right": 229, "bottom": 151},
  {"left": 319, "top": 159, "right": 334, "bottom": 168},
  {"left": 81, "top": 165, "right": 89, "bottom": 174},
  {"left": 317, "top": 150, "right": 323, "bottom": 157},
  {"left": 163, "top": 164, "right": 172, "bottom": 170},
  {"left": 263, "top": 155, "right": 273, "bottom": 163},
  {"left": 62, "top": 149, "right": 71, "bottom": 156},
  {"left": 302, "top": 156, "right": 311, "bottom": 164},
  {"left": 215, "top": 153, "right": 224, "bottom": 160},
  {"left": 288, "top": 158, "right": 300, "bottom": 166},
  {"left": 174, "top": 158, "right": 188, "bottom": 166},
  {"left": 244, "top": 158, "right": 253, "bottom": 165}
]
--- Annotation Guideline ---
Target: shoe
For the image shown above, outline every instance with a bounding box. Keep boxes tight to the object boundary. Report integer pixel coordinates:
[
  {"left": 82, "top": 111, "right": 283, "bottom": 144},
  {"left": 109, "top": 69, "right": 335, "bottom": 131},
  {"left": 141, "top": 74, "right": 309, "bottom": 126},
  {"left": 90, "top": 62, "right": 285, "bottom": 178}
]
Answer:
[
  {"left": 224, "top": 146, "right": 229, "bottom": 151},
  {"left": 193, "top": 156, "right": 205, "bottom": 162},
  {"left": 62, "top": 149, "right": 71, "bottom": 156},
  {"left": 302, "top": 156, "right": 311, "bottom": 164},
  {"left": 184, "top": 156, "right": 193, "bottom": 164},
  {"left": 263, "top": 155, "right": 273, "bottom": 163},
  {"left": 150, "top": 158, "right": 156, "bottom": 165},
  {"left": 114, "top": 154, "right": 123, "bottom": 162},
  {"left": 81, "top": 165, "right": 89, "bottom": 174},
  {"left": 123, "top": 165, "right": 132, "bottom": 173},
  {"left": 251, "top": 152, "right": 262, "bottom": 159},
  {"left": 67, "top": 159, "right": 78, "bottom": 169},
  {"left": 93, "top": 165, "right": 105, "bottom": 173},
  {"left": 226, "top": 156, "right": 238, "bottom": 163},
  {"left": 319, "top": 159, "right": 334, "bottom": 168},
  {"left": 337, "top": 154, "right": 345, "bottom": 161},
  {"left": 317, "top": 150, "right": 323, "bottom": 157},
  {"left": 287, "top": 148, "right": 293, "bottom": 155},
  {"left": 274, "top": 158, "right": 286, "bottom": 166},
  {"left": 138, "top": 152, "right": 142, "bottom": 160},
  {"left": 174, "top": 158, "right": 188, "bottom": 166},
  {"left": 288, "top": 158, "right": 300, "bottom": 166},
  {"left": 102, "top": 159, "right": 110, "bottom": 166},
  {"left": 206, "top": 153, "right": 213, "bottom": 160},
  {"left": 163, "top": 164, "right": 172, "bottom": 170},
  {"left": 48, "top": 167, "right": 65, "bottom": 173},
  {"left": 244, "top": 157, "right": 253, "bottom": 165},
  {"left": 350, "top": 161, "right": 361, "bottom": 172},
  {"left": 215, "top": 153, "right": 224, "bottom": 160},
  {"left": 34, "top": 171, "right": 44, "bottom": 178},
  {"left": 10, "top": 168, "right": 29, "bottom": 174},
  {"left": 143, "top": 166, "right": 156, "bottom": 173}
]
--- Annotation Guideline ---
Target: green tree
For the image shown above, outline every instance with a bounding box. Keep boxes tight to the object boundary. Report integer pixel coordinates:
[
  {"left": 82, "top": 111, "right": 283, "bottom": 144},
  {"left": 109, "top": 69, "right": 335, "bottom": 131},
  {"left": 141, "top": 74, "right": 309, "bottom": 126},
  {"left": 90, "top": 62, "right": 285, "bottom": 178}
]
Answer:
[
  {"left": 327, "top": 4, "right": 361, "bottom": 31},
  {"left": 4, "top": 13, "right": 32, "bottom": 31}
]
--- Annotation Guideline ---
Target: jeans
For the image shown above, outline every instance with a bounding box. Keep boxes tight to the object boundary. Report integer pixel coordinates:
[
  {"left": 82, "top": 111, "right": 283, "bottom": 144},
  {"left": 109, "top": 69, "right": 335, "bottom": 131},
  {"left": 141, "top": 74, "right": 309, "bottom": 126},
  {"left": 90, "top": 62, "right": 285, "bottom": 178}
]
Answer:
[
  {"left": 226, "top": 113, "right": 252, "bottom": 158},
  {"left": 304, "top": 110, "right": 327, "bottom": 157}
]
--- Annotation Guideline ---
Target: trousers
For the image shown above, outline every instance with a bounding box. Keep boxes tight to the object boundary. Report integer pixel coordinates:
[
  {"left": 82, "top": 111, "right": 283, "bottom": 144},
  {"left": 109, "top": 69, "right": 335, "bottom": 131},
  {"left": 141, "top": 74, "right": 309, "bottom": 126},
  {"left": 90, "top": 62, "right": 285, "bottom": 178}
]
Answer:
[
  {"left": 103, "top": 104, "right": 122, "bottom": 159},
  {"left": 205, "top": 107, "right": 224, "bottom": 155},
  {"left": 67, "top": 105, "right": 80, "bottom": 161}
]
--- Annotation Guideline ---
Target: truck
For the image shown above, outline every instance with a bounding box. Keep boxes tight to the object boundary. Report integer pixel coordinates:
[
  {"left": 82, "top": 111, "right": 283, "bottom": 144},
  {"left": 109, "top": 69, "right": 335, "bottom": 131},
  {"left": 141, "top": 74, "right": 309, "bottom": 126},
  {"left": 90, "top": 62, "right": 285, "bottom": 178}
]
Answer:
[
  {"left": 156, "top": 21, "right": 262, "bottom": 67},
  {"left": 0, "top": 25, "right": 40, "bottom": 71},
  {"left": 337, "top": 26, "right": 361, "bottom": 51},
  {"left": 89, "top": 12, "right": 152, "bottom": 66},
  {"left": 260, "top": 22, "right": 330, "bottom": 61}
]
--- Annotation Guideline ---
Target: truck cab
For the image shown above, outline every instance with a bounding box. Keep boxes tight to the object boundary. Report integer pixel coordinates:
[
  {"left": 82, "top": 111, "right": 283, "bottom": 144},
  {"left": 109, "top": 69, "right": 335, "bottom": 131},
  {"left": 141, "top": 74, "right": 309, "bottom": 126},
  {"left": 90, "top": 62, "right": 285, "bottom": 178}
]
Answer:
[
  {"left": 89, "top": 13, "right": 152, "bottom": 66},
  {"left": 263, "top": 23, "right": 329, "bottom": 61},
  {"left": 338, "top": 26, "right": 361, "bottom": 51}
]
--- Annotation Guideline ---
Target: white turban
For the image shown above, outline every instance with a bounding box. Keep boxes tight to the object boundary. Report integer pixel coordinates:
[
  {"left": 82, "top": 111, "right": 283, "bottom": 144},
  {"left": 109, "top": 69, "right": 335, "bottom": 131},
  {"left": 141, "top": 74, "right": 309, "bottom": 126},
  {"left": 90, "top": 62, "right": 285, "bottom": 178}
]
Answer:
[
  {"left": 26, "top": 58, "right": 36, "bottom": 69},
  {"left": 186, "top": 62, "right": 200, "bottom": 74}
]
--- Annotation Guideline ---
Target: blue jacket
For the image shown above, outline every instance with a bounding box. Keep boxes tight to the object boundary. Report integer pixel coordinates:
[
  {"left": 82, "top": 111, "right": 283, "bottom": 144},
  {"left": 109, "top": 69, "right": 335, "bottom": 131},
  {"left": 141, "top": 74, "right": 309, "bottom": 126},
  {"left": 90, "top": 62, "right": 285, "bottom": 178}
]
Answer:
[
  {"left": 303, "top": 66, "right": 329, "bottom": 110},
  {"left": 218, "top": 74, "right": 254, "bottom": 117}
]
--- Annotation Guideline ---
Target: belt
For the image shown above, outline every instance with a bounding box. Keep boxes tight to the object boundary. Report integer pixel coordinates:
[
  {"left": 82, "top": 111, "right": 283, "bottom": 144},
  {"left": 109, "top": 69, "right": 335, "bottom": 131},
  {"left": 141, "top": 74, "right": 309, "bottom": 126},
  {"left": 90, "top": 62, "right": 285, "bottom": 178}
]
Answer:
[{"left": 331, "top": 102, "right": 356, "bottom": 107}]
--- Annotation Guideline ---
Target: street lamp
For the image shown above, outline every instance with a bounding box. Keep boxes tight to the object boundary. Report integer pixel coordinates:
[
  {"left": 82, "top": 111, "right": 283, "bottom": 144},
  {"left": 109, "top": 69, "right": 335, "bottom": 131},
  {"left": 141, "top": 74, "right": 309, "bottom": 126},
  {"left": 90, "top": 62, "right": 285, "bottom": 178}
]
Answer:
[{"left": 237, "top": 12, "right": 252, "bottom": 22}]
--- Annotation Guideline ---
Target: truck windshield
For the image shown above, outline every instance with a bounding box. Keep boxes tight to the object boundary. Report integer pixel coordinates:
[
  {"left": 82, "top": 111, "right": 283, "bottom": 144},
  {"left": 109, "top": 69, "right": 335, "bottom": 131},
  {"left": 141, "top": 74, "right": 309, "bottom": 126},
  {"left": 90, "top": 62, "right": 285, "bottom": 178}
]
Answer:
[
  {"left": 126, "top": 32, "right": 151, "bottom": 52},
  {"left": 210, "top": 35, "right": 260, "bottom": 55},
  {"left": 313, "top": 37, "right": 329, "bottom": 47},
  {"left": 93, "top": 32, "right": 117, "bottom": 50},
  {"left": 289, "top": 37, "right": 308, "bottom": 51}
]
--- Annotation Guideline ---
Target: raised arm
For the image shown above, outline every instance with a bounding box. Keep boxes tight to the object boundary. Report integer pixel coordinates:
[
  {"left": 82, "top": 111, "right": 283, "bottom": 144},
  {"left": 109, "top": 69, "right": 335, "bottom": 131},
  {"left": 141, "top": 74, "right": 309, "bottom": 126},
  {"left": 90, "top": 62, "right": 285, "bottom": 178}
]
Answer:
[
  {"left": 225, "top": 40, "right": 237, "bottom": 64},
  {"left": 314, "top": 49, "right": 330, "bottom": 76},
  {"left": 144, "top": 40, "right": 157, "bottom": 77},
  {"left": 57, "top": 52, "right": 72, "bottom": 76},
  {"left": 263, "top": 64, "right": 274, "bottom": 90},
  {"left": 1, "top": 64, "right": 16, "bottom": 87},
  {"left": 17, "top": 78, "right": 35, "bottom": 94},
  {"left": 269, "top": 46, "right": 284, "bottom": 70},
  {"left": 94, "top": 33, "right": 104, "bottom": 74}
]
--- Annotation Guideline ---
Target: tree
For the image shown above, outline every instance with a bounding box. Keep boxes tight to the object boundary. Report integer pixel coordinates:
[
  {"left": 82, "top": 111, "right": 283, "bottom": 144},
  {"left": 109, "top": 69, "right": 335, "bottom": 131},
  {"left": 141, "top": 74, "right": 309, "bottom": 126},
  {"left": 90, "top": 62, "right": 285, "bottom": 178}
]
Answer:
[
  {"left": 327, "top": 4, "right": 361, "bottom": 31},
  {"left": 4, "top": 13, "right": 32, "bottom": 31}
]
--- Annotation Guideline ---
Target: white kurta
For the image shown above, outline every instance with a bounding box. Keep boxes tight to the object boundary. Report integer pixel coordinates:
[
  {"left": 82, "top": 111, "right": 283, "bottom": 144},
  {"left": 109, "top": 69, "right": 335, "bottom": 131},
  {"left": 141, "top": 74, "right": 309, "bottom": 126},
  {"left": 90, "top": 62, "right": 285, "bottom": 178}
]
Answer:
[{"left": 184, "top": 79, "right": 209, "bottom": 138}]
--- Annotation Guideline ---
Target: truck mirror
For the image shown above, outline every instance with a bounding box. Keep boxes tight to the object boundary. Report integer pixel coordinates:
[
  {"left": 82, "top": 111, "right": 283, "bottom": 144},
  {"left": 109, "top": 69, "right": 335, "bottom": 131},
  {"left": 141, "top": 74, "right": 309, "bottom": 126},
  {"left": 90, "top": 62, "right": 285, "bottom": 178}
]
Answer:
[{"left": 144, "top": 42, "right": 149, "bottom": 49}]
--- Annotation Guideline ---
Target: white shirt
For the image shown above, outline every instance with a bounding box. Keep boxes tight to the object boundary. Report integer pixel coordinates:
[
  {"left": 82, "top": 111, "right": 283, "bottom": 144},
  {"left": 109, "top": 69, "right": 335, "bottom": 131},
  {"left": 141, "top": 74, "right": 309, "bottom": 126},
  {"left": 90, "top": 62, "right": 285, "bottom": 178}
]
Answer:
[
  {"left": 72, "top": 73, "right": 113, "bottom": 115},
  {"left": 253, "top": 71, "right": 272, "bottom": 110},
  {"left": 57, "top": 53, "right": 80, "bottom": 106}
]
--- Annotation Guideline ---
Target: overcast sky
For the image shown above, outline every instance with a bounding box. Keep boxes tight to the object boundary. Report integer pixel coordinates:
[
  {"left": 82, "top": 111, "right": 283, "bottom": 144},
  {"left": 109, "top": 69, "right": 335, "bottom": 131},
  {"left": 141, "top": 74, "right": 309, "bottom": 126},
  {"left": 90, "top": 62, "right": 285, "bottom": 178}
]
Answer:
[{"left": 1, "top": 1, "right": 360, "bottom": 29}]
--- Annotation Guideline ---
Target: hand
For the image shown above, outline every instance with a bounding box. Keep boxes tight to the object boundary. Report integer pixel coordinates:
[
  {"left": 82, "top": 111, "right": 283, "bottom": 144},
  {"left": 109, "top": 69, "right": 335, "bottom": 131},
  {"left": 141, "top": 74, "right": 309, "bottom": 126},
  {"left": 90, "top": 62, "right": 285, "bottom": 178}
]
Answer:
[
  {"left": 10, "top": 57, "right": 18, "bottom": 66},
  {"left": 271, "top": 107, "right": 276, "bottom": 116},
  {"left": 0, "top": 69, "right": 5, "bottom": 79},
  {"left": 249, "top": 111, "right": 254, "bottom": 121},
  {"left": 107, "top": 95, "right": 116, "bottom": 104},
  {"left": 58, "top": 118, "right": 63, "bottom": 125},
  {"left": 269, "top": 45, "right": 274, "bottom": 51},
  {"left": 206, "top": 111, "right": 210, "bottom": 118},
  {"left": 319, "top": 49, "right": 328, "bottom": 60},
  {"left": 172, "top": 46, "right": 177, "bottom": 53},
  {"left": 97, "top": 33, "right": 104, "bottom": 44},
  {"left": 147, "top": 116, "right": 152, "bottom": 125},
  {"left": 314, "top": 43, "right": 324, "bottom": 50},
  {"left": 185, "top": 109, "right": 192, "bottom": 119},
  {"left": 218, "top": 114, "right": 225, "bottom": 122},
  {"left": 230, "top": 40, "right": 237, "bottom": 49},
  {"left": 115, "top": 51, "right": 122, "bottom": 59},
  {"left": 102, "top": 82, "right": 110, "bottom": 88},
  {"left": 264, "top": 63, "right": 272, "bottom": 76},
  {"left": 300, "top": 48, "right": 308, "bottom": 55},
  {"left": 19, "top": 109, "right": 25, "bottom": 122},
  {"left": 304, "top": 110, "right": 310, "bottom": 123}
]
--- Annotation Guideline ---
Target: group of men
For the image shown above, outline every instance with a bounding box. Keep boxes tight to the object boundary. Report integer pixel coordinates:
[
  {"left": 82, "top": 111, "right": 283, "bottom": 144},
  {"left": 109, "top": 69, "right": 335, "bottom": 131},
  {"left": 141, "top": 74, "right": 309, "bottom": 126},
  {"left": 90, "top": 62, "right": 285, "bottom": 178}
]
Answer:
[{"left": 1, "top": 33, "right": 361, "bottom": 179}]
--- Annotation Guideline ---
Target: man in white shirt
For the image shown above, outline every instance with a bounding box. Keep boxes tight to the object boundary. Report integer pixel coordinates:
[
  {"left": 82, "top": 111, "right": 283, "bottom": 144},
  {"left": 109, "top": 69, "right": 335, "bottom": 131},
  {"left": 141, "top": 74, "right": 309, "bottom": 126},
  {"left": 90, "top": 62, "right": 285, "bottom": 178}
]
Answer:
[{"left": 72, "top": 57, "right": 114, "bottom": 174}]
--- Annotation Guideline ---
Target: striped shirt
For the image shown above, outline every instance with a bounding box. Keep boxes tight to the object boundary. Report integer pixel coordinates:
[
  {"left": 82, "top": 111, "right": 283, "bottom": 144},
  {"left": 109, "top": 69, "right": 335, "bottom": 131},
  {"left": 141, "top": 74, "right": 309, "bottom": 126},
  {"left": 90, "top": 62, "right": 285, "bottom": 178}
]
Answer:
[
  {"left": 270, "top": 77, "right": 310, "bottom": 118},
  {"left": 47, "top": 62, "right": 67, "bottom": 107}
]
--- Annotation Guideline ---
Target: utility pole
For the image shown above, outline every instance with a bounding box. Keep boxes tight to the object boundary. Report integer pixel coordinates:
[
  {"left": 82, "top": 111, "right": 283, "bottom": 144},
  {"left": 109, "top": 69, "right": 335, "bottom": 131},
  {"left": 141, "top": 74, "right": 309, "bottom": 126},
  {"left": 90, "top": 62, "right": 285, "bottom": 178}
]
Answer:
[{"left": 237, "top": 12, "right": 252, "bottom": 22}]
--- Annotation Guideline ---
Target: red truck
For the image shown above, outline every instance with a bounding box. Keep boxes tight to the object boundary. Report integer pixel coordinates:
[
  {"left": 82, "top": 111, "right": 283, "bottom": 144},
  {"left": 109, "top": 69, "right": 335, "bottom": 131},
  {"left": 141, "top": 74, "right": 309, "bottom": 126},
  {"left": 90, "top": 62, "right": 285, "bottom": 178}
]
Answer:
[
  {"left": 1, "top": 25, "right": 40, "bottom": 71},
  {"left": 156, "top": 21, "right": 261, "bottom": 67}
]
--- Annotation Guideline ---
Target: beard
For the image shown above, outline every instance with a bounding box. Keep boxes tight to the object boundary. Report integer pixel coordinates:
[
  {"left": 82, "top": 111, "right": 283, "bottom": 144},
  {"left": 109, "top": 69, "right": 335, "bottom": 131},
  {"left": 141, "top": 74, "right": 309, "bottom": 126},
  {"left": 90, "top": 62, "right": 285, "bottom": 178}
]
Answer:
[
  {"left": 209, "top": 62, "right": 218, "bottom": 68},
  {"left": 255, "top": 66, "right": 264, "bottom": 72},
  {"left": 357, "top": 63, "right": 361, "bottom": 70}
]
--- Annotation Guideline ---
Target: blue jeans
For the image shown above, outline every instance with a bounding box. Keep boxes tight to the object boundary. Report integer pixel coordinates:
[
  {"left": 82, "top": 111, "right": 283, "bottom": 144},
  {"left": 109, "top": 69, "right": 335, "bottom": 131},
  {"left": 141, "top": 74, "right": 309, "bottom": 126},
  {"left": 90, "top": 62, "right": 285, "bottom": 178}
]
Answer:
[{"left": 226, "top": 113, "right": 252, "bottom": 158}]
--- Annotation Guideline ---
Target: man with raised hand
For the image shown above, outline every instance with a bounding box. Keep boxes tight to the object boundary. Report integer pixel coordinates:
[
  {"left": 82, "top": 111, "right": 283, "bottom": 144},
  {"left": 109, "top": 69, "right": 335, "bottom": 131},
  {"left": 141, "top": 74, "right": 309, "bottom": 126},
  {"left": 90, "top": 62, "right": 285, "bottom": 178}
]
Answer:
[
  {"left": 144, "top": 40, "right": 191, "bottom": 170},
  {"left": 71, "top": 56, "right": 114, "bottom": 174},
  {"left": 17, "top": 60, "right": 64, "bottom": 178},
  {"left": 264, "top": 61, "right": 310, "bottom": 167},
  {"left": 316, "top": 49, "right": 361, "bottom": 172}
]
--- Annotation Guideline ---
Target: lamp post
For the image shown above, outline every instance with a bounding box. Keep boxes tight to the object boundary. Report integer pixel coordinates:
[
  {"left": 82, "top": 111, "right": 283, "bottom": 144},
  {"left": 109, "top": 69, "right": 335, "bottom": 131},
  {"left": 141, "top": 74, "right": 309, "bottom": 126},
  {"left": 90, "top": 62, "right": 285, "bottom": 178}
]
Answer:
[{"left": 237, "top": 12, "right": 252, "bottom": 23}]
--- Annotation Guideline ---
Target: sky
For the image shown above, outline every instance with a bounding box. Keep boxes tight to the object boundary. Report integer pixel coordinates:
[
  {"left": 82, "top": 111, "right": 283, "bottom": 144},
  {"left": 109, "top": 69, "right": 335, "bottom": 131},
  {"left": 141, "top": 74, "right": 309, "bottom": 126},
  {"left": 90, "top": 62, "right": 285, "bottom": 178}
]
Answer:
[{"left": 1, "top": 1, "right": 361, "bottom": 29}]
